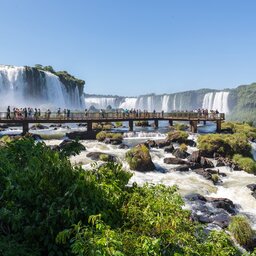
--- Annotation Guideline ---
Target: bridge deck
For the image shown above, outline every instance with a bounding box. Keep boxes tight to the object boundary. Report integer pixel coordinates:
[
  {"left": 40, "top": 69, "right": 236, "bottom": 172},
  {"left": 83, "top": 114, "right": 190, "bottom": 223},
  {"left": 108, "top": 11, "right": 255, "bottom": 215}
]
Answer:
[{"left": 0, "top": 112, "right": 225, "bottom": 123}]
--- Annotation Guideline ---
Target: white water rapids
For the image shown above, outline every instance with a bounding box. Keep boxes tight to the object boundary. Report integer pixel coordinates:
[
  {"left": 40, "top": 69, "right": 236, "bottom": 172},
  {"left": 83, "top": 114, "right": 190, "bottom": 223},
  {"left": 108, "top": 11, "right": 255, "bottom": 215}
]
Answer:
[{"left": 45, "top": 133, "right": 256, "bottom": 228}]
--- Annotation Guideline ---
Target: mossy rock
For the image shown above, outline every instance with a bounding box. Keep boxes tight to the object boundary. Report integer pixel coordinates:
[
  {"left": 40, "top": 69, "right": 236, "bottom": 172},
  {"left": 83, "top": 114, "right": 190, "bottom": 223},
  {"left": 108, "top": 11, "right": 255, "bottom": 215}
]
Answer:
[
  {"left": 125, "top": 144, "right": 155, "bottom": 172},
  {"left": 167, "top": 131, "right": 189, "bottom": 143}
]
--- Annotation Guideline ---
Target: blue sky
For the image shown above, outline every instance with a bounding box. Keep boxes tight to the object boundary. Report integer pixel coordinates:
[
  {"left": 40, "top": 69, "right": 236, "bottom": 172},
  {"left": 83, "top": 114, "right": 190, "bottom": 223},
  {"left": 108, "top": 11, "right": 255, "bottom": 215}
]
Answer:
[{"left": 1, "top": 0, "right": 256, "bottom": 96}]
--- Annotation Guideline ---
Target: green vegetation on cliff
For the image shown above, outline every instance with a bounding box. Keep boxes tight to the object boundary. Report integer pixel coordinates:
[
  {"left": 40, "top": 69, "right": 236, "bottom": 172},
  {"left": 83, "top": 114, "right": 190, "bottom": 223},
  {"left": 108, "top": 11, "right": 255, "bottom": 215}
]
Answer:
[
  {"left": 228, "top": 83, "right": 256, "bottom": 123},
  {"left": 33, "top": 64, "right": 85, "bottom": 95}
]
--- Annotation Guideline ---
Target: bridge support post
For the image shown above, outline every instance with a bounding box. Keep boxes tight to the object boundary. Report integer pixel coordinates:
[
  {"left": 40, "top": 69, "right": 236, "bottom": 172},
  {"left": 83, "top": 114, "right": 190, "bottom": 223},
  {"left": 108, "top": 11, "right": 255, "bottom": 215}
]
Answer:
[
  {"left": 190, "top": 121, "right": 198, "bottom": 133},
  {"left": 154, "top": 119, "right": 158, "bottom": 129},
  {"left": 22, "top": 122, "right": 29, "bottom": 135},
  {"left": 203, "top": 120, "right": 206, "bottom": 125},
  {"left": 216, "top": 120, "right": 221, "bottom": 133},
  {"left": 87, "top": 121, "right": 92, "bottom": 132},
  {"left": 169, "top": 120, "right": 173, "bottom": 126},
  {"left": 129, "top": 120, "right": 133, "bottom": 131}
]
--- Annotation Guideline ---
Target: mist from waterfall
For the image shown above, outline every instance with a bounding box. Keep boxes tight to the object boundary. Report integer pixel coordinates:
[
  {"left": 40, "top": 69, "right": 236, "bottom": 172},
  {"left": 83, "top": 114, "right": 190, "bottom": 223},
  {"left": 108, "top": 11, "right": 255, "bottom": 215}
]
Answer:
[{"left": 0, "top": 65, "right": 84, "bottom": 110}]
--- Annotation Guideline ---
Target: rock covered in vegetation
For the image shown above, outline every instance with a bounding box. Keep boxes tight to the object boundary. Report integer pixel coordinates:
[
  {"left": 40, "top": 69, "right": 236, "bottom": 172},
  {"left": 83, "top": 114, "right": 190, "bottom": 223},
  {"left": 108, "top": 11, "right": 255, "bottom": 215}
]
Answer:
[
  {"left": 125, "top": 144, "right": 155, "bottom": 172},
  {"left": 86, "top": 152, "right": 116, "bottom": 162},
  {"left": 96, "top": 131, "right": 123, "bottom": 145},
  {"left": 167, "top": 130, "right": 189, "bottom": 143}
]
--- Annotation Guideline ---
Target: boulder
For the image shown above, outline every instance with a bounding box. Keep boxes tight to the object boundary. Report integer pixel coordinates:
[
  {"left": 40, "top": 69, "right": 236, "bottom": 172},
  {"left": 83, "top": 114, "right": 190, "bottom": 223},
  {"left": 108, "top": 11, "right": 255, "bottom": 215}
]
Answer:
[
  {"left": 86, "top": 152, "right": 116, "bottom": 162},
  {"left": 185, "top": 139, "right": 197, "bottom": 147},
  {"left": 187, "top": 151, "right": 201, "bottom": 163},
  {"left": 164, "top": 145, "right": 174, "bottom": 153},
  {"left": 66, "top": 131, "right": 97, "bottom": 140},
  {"left": 200, "top": 157, "right": 214, "bottom": 168},
  {"left": 211, "top": 212, "right": 231, "bottom": 228},
  {"left": 163, "top": 157, "right": 187, "bottom": 165},
  {"left": 247, "top": 184, "right": 256, "bottom": 192},
  {"left": 216, "top": 158, "right": 226, "bottom": 167},
  {"left": 145, "top": 140, "right": 157, "bottom": 148},
  {"left": 206, "top": 197, "right": 236, "bottom": 214},
  {"left": 103, "top": 138, "right": 122, "bottom": 145},
  {"left": 172, "top": 148, "right": 190, "bottom": 159},
  {"left": 30, "top": 124, "right": 49, "bottom": 130},
  {"left": 125, "top": 144, "right": 155, "bottom": 172},
  {"left": 173, "top": 165, "right": 190, "bottom": 172},
  {"left": 58, "top": 139, "right": 86, "bottom": 156},
  {"left": 194, "top": 168, "right": 212, "bottom": 180},
  {"left": 156, "top": 140, "right": 171, "bottom": 148},
  {"left": 185, "top": 193, "right": 207, "bottom": 202},
  {"left": 118, "top": 143, "right": 129, "bottom": 149}
]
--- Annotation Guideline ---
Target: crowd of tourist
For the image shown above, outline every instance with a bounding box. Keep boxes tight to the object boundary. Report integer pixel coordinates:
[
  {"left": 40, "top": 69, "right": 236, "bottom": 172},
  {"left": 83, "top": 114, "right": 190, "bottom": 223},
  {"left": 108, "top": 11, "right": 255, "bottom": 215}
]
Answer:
[{"left": 4, "top": 106, "right": 221, "bottom": 120}]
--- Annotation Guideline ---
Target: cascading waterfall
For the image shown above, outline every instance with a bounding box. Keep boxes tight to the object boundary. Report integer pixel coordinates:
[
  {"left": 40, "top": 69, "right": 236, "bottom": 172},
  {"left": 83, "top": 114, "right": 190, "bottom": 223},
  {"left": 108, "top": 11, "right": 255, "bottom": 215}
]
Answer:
[
  {"left": 119, "top": 98, "right": 137, "bottom": 109},
  {"left": 202, "top": 91, "right": 229, "bottom": 113},
  {"left": 161, "top": 95, "right": 170, "bottom": 112},
  {"left": 202, "top": 92, "right": 214, "bottom": 110},
  {"left": 0, "top": 65, "right": 84, "bottom": 110},
  {"left": 84, "top": 97, "right": 118, "bottom": 109},
  {"left": 173, "top": 94, "right": 176, "bottom": 111},
  {"left": 212, "top": 92, "right": 229, "bottom": 113}
]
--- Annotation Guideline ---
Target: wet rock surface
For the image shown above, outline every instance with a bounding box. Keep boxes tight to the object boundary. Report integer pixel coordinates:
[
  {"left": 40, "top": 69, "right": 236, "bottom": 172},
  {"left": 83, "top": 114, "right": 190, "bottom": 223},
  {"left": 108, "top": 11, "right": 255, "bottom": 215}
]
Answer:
[
  {"left": 172, "top": 148, "right": 190, "bottom": 159},
  {"left": 163, "top": 157, "right": 187, "bottom": 165},
  {"left": 86, "top": 152, "right": 116, "bottom": 162},
  {"left": 185, "top": 193, "right": 237, "bottom": 228}
]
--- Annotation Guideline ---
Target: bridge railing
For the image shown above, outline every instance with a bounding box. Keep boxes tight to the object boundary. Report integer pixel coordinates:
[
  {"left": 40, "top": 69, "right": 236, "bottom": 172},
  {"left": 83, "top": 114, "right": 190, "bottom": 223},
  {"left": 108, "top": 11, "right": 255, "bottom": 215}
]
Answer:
[{"left": 0, "top": 111, "right": 225, "bottom": 121}]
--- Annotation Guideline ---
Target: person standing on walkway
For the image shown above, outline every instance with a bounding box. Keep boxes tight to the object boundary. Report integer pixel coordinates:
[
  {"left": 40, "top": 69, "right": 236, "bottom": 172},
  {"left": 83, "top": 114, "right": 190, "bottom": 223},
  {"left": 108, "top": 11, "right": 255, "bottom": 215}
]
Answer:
[{"left": 6, "top": 106, "right": 11, "bottom": 119}]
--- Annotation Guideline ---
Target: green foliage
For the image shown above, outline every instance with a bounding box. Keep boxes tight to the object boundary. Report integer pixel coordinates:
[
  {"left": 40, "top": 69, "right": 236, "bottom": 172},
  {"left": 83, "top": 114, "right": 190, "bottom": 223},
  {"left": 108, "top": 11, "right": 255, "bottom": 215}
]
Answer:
[
  {"left": 59, "top": 140, "right": 86, "bottom": 157},
  {"left": 135, "top": 121, "right": 150, "bottom": 127},
  {"left": 232, "top": 154, "right": 256, "bottom": 174},
  {"left": 115, "top": 122, "right": 123, "bottom": 128},
  {"left": 96, "top": 131, "right": 123, "bottom": 142},
  {"left": 125, "top": 144, "right": 155, "bottom": 171},
  {"left": 173, "top": 123, "right": 188, "bottom": 131},
  {"left": 58, "top": 184, "right": 240, "bottom": 256},
  {"left": 99, "top": 153, "right": 113, "bottom": 162},
  {"left": 39, "top": 133, "right": 65, "bottom": 140},
  {"left": 0, "top": 138, "right": 130, "bottom": 254},
  {"left": 197, "top": 133, "right": 252, "bottom": 158},
  {"left": 167, "top": 130, "right": 189, "bottom": 143},
  {"left": 228, "top": 215, "right": 254, "bottom": 247},
  {"left": 180, "top": 143, "right": 188, "bottom": 151},
  {"left": 34, "top": 64, "right": 85, "bottom": 87},
  {"left": 222, "top": 122, "right": 256, "bottom": 140},
  {"left": 0, "top": 138, "right": 243, "bottom": 255}
]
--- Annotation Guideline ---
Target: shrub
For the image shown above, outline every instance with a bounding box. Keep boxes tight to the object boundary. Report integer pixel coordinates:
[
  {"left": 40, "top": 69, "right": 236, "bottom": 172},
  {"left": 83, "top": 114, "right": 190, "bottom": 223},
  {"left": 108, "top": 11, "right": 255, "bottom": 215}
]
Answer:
[
  {"left": 167, "top": 131, "right": 189, "bottom": 143},
  {"left": 96, "top": 131, "right": 107, "bottom": 141},
  {"left": 173, "top": 123, "right": 188, "bottom": 131},
  {"left": 96, "top": 131, "right": 123, "bottom": 142},
  {"left": 115, "top": 121, "right": 123, "bottom": 128},
  {"left": 180, "top": 143, "right": 188, "bottom": 152},
  {"left": 99, "top": 154, "right": 112, "bottom": 162},
  {"left": 232, "top": 154, "right": 256, "bottom": 174},
  {"left": 125, "top": 144, "right": 155, "bottom": 172},
  {"left": 197, "top": 133, "right": 252, "bottom": 158},
  {"left": 228, "top": 215, "right": 254, "bottom": 247}
]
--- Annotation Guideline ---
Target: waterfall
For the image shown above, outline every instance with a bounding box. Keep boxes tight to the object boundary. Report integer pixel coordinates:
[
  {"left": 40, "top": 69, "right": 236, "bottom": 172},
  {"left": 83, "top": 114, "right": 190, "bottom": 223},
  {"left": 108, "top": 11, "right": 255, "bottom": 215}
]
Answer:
[
  {"left": 173, "top": 94, "right": 176, "bottom": 110},
  {"left": 202, "top": 91, "right": 229, "bottom": 113},
  {"left": 161, "top": 95, "right": 169, "bottom": 112},
  {"left": 202, "top": 92, "right": 214, "bottom": 110},
  {"left": 0, "top": 65, "right": 84, "bottom": 110},
  {"left": 119, "top": 98, "right": 137, "bottom": 109},
  {"left": 84, "top": 97, "right": 118, "bottom": 109}
]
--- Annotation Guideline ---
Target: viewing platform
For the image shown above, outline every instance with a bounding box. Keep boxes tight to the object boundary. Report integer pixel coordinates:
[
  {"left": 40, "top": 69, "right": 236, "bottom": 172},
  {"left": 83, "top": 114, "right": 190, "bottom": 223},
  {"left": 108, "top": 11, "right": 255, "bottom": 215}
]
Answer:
[{"left": 0, "top": 111, "right": 225, "bottom": 134}]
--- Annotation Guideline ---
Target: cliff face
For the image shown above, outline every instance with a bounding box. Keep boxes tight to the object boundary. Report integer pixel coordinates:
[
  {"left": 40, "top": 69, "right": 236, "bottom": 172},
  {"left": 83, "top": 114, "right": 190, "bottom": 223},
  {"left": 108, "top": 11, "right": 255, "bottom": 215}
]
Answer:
[{"left": 227, "top": 83, "right": 256, "bottom": 122}]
